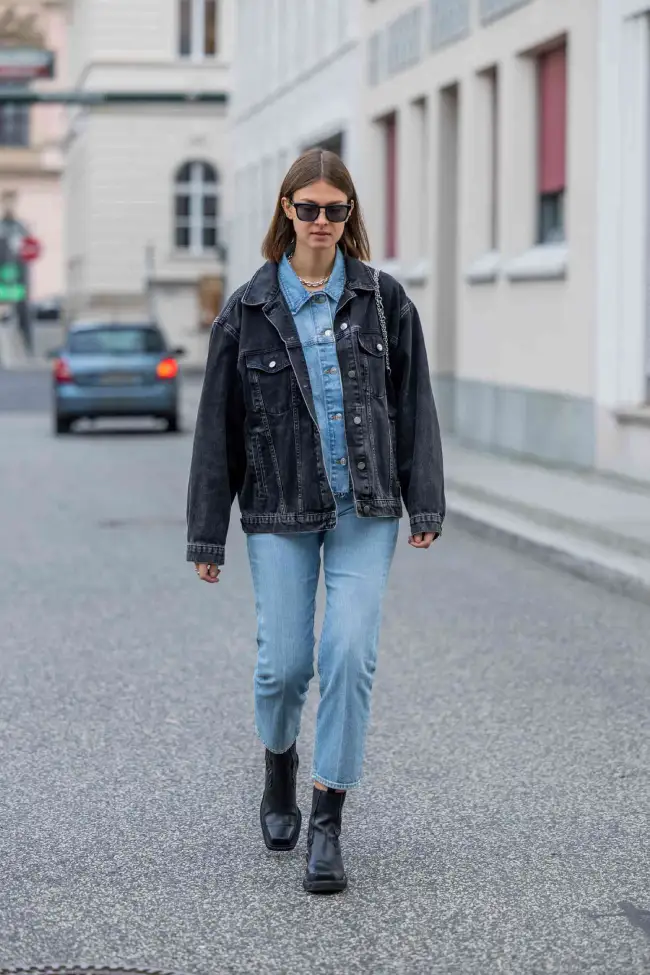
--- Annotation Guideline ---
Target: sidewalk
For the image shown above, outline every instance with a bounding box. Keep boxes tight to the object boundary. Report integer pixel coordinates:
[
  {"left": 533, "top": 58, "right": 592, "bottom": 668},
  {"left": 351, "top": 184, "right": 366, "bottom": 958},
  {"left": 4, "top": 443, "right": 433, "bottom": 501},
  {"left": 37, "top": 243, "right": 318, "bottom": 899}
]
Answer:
[{"left": 445, "top": 439, "right": 650, "bottom": 601}]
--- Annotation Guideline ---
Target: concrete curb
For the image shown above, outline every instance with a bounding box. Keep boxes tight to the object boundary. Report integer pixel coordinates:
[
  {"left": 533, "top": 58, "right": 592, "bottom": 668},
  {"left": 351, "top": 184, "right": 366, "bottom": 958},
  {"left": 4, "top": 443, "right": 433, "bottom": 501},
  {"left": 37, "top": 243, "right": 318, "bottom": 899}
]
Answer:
[{"left": 447, "top": 490, "right": 650, "bottom": 604}]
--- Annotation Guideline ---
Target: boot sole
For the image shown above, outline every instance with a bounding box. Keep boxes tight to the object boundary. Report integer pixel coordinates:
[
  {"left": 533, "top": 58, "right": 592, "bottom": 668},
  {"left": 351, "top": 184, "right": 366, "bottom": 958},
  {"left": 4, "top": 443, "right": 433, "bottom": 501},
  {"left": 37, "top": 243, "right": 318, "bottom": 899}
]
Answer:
[
  {"left": 261, "top": 807, "right": 302, "bottom": 852},
  {"left": 303, "top": 874, "right": 348, "bottom": 894}
]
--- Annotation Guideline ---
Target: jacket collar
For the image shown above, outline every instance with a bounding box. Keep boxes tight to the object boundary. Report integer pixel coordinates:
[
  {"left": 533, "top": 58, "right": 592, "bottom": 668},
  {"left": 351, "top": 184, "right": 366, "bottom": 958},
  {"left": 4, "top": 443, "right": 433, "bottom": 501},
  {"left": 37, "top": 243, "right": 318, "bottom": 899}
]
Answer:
[{"left": 242, "top": 254, "right": 375, "bottom": 307}]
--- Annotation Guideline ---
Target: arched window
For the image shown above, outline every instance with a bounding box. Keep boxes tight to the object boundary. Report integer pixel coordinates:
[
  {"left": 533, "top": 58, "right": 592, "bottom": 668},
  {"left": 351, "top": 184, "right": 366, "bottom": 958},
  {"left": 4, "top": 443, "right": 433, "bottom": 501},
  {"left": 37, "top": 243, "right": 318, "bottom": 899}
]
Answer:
[{"left": 174, "top": 161, "right": 219, "bottom": 253}]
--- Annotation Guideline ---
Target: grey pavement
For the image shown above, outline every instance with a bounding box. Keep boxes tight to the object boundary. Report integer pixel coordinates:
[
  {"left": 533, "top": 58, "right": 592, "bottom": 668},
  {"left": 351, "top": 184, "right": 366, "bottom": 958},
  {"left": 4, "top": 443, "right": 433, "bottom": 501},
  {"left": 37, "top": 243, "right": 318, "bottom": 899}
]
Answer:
[{"left": 1, "top": 389, "right": 650, "bottom": 974}]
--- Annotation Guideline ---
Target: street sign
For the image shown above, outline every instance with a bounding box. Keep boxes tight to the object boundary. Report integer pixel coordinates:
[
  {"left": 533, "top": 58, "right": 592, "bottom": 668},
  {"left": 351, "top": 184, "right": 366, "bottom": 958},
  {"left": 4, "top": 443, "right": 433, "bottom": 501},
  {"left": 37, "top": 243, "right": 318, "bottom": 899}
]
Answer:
[
  {"left": 0, "top": 261, "right": 25, "bottom": 302},
  {"left": 0, "top": 47, "right": 55, "bottom": 81},
  {"left": 19, "top": 235, "right": 41, "bottom": 262}
]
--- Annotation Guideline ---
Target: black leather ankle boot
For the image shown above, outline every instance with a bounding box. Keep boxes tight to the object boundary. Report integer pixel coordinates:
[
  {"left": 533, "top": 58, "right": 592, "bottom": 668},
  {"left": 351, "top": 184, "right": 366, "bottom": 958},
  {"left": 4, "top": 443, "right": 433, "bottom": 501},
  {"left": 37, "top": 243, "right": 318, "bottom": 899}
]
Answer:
[
  {"left": 260, "top": 743, "right": 301, "bottom": 851},
  {"left": 303, "top": 787, "right": 347, "bottom": 893}
]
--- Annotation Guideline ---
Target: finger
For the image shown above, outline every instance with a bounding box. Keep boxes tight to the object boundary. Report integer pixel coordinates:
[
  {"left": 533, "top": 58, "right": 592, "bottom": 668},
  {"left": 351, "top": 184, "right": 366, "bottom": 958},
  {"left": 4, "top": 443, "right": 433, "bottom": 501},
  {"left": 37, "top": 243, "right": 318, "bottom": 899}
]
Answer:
[{"left": 196, "top": 564, "right": 218, "bottom": 583}]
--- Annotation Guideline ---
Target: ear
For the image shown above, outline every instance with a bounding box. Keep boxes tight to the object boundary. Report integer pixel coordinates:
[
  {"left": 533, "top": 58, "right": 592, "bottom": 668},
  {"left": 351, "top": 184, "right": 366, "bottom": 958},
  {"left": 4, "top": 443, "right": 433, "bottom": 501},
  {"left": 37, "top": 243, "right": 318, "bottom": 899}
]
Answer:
[
  {"left": 347, "top": 199, "right": 355, "bottom": 222},
  {"left": 281, "top": 197, "right": 293, "bottom": 219}
]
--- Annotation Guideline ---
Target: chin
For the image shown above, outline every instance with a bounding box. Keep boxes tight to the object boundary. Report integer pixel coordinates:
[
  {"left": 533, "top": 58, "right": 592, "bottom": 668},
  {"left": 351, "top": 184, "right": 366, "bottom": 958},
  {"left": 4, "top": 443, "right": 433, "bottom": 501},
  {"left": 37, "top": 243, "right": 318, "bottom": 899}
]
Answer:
[{"left": 309, "top": 236, "right": 333, "bottom": 247}]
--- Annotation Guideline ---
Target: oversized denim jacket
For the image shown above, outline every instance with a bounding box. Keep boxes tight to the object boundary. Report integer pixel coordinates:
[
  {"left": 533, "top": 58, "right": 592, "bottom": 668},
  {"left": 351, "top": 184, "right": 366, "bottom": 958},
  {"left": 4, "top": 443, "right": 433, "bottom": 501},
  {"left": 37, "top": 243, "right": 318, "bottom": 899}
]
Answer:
[{"left": 186, "top": 256, "right": 445, "bottom": 566}]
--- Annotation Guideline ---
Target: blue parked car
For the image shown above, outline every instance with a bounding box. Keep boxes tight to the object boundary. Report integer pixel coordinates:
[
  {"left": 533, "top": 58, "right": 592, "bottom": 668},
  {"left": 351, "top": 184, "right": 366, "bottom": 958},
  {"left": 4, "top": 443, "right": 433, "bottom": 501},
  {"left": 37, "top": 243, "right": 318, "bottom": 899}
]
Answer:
[{"left": 51, "top": 321, "right": 185, "bottom": 435}]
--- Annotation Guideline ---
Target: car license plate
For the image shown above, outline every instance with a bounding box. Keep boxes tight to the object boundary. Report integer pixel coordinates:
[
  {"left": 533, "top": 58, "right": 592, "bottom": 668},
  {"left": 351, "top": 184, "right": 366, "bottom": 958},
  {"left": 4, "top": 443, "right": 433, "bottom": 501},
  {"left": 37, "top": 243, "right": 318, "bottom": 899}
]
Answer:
[{"left": 100, "top": 373, "right": 138, "bottom": 385}]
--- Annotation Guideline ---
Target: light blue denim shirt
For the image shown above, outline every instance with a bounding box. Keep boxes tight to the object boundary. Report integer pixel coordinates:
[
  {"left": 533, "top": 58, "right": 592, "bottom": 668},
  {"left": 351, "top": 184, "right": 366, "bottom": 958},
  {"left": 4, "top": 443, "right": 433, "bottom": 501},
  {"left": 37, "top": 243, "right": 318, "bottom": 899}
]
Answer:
[{"left": 278, "top": 248, "right": 350, "bottom": 496}]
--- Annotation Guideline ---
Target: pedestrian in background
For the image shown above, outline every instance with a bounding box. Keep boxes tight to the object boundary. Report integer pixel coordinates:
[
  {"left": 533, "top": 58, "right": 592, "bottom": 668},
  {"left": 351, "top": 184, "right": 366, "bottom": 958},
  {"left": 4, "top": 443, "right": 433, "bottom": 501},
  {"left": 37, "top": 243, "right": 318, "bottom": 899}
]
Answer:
[{"left": 187, "top": 148, "right": 445, "bottom": 894}]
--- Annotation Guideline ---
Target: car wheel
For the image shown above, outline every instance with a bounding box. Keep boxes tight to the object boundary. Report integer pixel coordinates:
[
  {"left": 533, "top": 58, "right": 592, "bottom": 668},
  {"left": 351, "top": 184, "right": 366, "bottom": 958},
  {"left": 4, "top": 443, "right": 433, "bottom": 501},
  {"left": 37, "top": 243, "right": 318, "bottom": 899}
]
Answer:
[
  {"left": 54, "top": 415, "right": 72, "bottom": 436},
  {"left": 165, "top": 412, "right": 180, "bottom": 433}
]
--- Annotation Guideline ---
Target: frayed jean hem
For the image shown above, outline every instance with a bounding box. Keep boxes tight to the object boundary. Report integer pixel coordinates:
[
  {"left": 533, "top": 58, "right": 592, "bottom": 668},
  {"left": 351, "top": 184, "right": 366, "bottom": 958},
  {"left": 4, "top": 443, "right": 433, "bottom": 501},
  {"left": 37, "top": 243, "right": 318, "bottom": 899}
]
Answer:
[
  {"left": 312, "top": 769, "right": 361, "bottom": 791},
  {"left": 255, "top": 724, "right": 299, "bottom": 755}
]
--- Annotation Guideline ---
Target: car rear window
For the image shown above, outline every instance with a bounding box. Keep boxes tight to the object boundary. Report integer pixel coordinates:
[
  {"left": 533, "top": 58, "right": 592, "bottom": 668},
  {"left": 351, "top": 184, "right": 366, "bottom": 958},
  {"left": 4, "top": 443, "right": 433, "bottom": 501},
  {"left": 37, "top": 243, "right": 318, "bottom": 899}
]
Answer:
[{"left": 68, "top": 327, "right": 166, "bottom": 355}]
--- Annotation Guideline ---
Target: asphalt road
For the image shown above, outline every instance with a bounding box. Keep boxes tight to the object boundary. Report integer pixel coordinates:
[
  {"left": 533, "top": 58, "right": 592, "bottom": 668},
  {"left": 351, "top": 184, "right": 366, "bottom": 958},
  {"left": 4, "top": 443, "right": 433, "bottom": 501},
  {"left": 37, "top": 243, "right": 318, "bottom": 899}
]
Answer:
[{"left": 1, "top": 377, "right": 649, "bottom": 974}]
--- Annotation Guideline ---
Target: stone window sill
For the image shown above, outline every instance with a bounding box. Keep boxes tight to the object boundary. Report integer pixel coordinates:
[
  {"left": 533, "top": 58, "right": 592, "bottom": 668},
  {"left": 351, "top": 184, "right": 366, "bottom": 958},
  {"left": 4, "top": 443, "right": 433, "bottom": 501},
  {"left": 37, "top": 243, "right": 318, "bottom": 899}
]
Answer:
[
  {"left": 465, "top": 250, "right": 500, "bottom": 284},
  {"left": 504, "top": 243, "right": 568, "bottom": 282},
  {"left": 614, "top": 406, "right": 650, "bottom": 428}
]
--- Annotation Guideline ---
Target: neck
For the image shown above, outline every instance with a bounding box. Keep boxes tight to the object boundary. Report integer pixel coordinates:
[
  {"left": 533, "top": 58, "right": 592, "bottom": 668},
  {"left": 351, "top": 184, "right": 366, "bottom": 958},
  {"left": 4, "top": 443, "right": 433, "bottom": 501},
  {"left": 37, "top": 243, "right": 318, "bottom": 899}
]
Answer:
[{"left": 290, "top": 242, "right": 337, "bottom": 282}]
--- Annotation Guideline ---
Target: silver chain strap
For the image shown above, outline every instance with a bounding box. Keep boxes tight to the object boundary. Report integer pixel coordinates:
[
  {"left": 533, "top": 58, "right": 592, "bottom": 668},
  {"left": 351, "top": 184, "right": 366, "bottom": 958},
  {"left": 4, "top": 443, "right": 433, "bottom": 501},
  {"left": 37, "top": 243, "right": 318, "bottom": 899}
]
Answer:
[{"left": 373, "top": 268, "right": 391, "bottom": 375}]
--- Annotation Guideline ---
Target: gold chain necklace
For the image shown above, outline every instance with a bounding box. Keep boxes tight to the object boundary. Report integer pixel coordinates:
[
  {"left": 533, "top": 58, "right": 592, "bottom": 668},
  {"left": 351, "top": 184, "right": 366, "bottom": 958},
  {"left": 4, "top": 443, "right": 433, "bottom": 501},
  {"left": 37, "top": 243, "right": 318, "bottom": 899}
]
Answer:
[{"left": 288, "top": 254, "right": 332, "bottom": 290}]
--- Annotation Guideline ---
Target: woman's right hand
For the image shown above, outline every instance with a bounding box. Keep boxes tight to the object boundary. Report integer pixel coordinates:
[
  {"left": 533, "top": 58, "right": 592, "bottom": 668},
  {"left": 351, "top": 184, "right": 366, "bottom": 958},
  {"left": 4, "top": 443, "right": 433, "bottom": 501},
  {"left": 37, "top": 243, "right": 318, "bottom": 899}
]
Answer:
[{"left": 195, "top": 563, "right": 220, "bottom": 584}]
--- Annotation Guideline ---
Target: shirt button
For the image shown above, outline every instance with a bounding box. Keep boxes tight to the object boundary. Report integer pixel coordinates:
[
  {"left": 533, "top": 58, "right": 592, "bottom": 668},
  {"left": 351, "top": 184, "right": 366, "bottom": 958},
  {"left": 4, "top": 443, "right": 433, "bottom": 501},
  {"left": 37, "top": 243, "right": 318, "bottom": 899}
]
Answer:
[
  {"left": 357, "top": 461, "right": 366, "bottom": 471},
  {"left": 363, "top": 504, "right": 371, "bottom": 515},
  {"left": 332, "top": 413, "right": 342, "bottom": 420},
  {"left": 268, "top": 361, "right": 276, "bottom": 369},
  {"left": 348, "top": 370, "right": 356, "bottom": 379},
  {"left": 324, "top": 330, "right": 332, "bottom": 337},
  {"left": 326, "top": 367, "right": 337, "bottom": 375},
  {"left": 354, "top": 416, "right": 362, "bottom": 425},
  {"left": 340, "top": 458, "right": 348, "bottom": 466},
  {"left": 377, "top": 343, "right": 383, "bottom": 352},
  {"left": 341, "top": 323, "right": 348, "bottom": 331}
]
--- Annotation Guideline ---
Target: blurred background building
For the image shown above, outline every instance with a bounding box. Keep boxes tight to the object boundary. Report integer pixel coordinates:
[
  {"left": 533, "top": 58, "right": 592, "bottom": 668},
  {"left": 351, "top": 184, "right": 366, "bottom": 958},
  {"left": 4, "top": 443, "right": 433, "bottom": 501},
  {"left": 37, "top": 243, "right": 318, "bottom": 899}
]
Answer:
[
  {"left": 358, "top": 0, "right": 650, "bottom": 483},
  {"left": 229, "top": 0, "right": 361, "bottom": 286},
  {"left": 1, "top": 0, "right": 650, "bottom": 482},
  {"left": 0, "top": 0, "right": 67, "bottom": 302},
  {"left": 64, "top": 0, "right": 233, "bottom": 366}
]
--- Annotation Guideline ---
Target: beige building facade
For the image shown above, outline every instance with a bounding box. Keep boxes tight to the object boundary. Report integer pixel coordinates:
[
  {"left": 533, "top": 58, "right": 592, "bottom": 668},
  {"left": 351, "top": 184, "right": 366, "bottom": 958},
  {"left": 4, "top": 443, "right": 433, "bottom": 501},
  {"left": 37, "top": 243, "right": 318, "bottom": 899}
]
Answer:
[
  {"left": 64, "top": 0, "right": 233, "bottom": 364},
  {"left": 363, "top": 0, "right": 600, "bottom": 471}
]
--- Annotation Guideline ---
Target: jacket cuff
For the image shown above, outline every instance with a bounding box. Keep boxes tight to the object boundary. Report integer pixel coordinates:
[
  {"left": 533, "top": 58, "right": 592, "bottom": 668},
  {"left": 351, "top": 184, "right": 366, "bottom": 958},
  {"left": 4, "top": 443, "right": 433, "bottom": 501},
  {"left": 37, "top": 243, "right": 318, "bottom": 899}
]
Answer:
[
  {"left": 409, "top": 513, "right": 443, "bottom": 537},
  {"left": 187, "top": 542, "right": 226, "bottom": 566}
]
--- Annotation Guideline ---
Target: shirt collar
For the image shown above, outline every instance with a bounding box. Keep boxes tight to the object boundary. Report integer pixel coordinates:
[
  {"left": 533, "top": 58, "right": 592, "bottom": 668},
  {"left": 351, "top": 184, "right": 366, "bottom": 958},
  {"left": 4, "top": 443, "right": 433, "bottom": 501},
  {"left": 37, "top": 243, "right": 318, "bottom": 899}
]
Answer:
[{"left": 278, "top": 247, "right": 346, "bottom": 314}]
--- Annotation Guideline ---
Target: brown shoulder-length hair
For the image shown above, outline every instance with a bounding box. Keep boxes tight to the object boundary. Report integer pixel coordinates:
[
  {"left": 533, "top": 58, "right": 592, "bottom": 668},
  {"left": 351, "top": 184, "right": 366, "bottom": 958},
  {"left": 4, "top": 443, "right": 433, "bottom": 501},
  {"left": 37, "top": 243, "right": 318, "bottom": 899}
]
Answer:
[{"left": 262, "top": 148, "right": 371, "bottom": 263}]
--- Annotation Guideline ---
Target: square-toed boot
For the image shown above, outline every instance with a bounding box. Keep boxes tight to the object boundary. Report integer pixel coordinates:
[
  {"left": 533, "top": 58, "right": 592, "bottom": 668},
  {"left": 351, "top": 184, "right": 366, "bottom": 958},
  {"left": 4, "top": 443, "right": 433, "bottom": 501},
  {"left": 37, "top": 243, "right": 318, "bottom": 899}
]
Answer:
[
  {"left": 260, "top": 743, "right": 301, "bottom": 851},
  {"left": 303, "top": 787, "right": 347, "bottom": 894}
]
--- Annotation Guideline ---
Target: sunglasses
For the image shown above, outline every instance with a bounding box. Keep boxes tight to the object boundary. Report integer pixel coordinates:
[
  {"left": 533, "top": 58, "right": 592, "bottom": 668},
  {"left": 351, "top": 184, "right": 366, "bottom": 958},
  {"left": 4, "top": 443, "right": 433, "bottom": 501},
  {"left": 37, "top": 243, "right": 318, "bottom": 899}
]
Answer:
[{"left": 290, "top": 201, "right": 352, "bottom": 223}]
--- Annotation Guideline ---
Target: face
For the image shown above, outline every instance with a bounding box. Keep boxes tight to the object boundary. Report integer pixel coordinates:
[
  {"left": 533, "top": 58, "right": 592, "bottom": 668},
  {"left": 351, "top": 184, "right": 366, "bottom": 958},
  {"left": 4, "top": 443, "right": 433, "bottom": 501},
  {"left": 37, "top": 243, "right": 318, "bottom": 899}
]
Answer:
[{"left": 282, "top": 180, "right": 353, "bottom": 252}]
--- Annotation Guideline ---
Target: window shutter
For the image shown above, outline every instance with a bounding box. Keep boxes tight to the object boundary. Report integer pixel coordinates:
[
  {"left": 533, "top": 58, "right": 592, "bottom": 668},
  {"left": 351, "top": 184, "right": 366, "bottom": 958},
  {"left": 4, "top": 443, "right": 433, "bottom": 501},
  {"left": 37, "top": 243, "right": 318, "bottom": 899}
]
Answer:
[
  {"left": 385, "top": 114, "right": 397, "bottom": 259},
  {"left": 539, "top": 45, "right": 567, "bottom": 194}
]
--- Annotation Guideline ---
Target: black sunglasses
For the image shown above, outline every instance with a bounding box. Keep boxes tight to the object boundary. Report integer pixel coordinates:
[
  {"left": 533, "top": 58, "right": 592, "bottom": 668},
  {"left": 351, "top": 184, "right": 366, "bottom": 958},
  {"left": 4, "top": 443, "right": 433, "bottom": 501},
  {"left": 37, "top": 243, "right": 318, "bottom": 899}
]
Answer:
[{"left": 290, "top": 201, "right": 352, "bottom": 223}]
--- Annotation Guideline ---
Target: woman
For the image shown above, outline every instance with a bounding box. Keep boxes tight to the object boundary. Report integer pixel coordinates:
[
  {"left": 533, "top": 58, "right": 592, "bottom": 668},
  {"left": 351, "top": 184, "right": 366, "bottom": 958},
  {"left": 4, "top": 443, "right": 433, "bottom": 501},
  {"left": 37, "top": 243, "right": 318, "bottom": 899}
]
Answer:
[{"left": 187, "top": 149, "right": 445, "bottom": 894}]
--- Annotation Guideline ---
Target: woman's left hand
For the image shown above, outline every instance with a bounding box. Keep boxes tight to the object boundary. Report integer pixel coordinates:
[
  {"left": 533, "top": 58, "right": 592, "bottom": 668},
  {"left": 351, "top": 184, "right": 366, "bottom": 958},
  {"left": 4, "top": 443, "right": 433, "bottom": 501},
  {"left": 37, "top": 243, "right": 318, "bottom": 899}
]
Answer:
[{"left": 408, "top": 532, "right": 439, "bottom": 549}]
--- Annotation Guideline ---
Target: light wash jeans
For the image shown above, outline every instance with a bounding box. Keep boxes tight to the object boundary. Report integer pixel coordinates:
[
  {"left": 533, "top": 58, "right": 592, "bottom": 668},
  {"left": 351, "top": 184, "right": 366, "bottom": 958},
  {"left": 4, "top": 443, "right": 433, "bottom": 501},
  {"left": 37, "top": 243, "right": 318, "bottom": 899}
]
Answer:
[{"left": 246, "top": 493, "right": 399, "bottom": 790}]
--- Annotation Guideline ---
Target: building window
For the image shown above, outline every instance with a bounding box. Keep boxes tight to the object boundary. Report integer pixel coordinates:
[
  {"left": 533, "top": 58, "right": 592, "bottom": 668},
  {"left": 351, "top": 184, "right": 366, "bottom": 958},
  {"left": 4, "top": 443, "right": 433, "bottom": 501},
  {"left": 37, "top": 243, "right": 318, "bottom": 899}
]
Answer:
[
  {"left": 0, "top": 85, "right": 29, "bottom": 147},
  {"left": 538, "top": 44, "right": 567, "bottom": 244},
  {"left": 383, "top": 113, "right": 398, "bottom": 259},
  {"left": 485, "top": 67, "right": 499, "bottom": 250},
  {"left": 174, "top": 161, "right": 219, "bottom": 253},
  {"left": 179, "top": 0, "right": 218, "bottom": 59}
]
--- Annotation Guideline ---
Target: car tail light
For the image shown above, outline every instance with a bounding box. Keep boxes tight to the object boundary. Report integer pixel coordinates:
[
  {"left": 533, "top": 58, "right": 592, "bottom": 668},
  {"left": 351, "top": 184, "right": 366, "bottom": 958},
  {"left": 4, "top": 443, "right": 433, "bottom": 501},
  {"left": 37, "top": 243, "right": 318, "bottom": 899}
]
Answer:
[
  {"left": 156, "top": 357, "right": 179, "bottom": 380},
  {"left": 53, "top": 357, "right": 73, "bottom": 383}
]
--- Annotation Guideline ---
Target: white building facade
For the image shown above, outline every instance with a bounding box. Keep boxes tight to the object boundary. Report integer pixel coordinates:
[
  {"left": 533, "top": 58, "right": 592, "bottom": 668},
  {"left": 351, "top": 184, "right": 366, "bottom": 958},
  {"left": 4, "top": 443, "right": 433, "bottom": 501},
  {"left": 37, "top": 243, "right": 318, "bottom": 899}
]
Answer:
[
  {"left": 229, "top": 0, "right": 363, "bottom": 290},
  {"left": 596, "top": 0, "right": 650, "bottom": 480},
  {"left": 63, "top": 0, "right": 233, "bottom": 363},
  {"left": 362, "top": 0, "right": 600, "bottom": 471}
]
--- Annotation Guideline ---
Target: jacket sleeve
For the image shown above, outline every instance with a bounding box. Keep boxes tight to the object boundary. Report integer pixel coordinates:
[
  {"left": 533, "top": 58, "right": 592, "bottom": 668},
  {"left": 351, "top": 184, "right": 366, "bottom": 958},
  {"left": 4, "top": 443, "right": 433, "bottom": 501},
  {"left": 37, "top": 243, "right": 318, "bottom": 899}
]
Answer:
[
  {"left": 186, "top": 316, "right": 246, "bottom": 565},
  {"left": 391, "top": 292, "right": 445, "bottom": 537}
]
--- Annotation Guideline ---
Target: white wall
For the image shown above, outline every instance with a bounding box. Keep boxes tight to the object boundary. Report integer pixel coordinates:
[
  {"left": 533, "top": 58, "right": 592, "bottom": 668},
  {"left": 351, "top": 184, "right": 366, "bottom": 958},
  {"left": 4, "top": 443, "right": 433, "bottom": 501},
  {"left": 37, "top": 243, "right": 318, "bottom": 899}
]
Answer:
[
  {"left": 64, "top": 0, "right": 233, "bottom": 363},
  {"left": 362, "top": 0, "right": 598, "bottom": 400},
  {"left": 229, "top": 0, "right": 363, "bottom": 288}
]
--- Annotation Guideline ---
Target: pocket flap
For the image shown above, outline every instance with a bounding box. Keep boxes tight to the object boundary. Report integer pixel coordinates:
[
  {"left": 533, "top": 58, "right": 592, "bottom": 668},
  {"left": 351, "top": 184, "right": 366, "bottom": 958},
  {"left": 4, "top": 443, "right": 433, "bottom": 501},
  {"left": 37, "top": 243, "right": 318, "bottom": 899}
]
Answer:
[
  {"left": 245, "top": 349, "right": 291, "bottom": 373},
  {"left": 358, "top": 332, "right": 387, "bottom": 358}
]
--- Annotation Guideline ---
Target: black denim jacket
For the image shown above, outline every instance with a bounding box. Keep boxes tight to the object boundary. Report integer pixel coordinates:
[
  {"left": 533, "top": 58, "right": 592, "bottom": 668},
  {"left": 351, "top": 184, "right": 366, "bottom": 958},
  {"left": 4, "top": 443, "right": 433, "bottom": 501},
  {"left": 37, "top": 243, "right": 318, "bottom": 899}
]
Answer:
[{"left": 186, "top": 256, "right": 445, "bottom": 566}]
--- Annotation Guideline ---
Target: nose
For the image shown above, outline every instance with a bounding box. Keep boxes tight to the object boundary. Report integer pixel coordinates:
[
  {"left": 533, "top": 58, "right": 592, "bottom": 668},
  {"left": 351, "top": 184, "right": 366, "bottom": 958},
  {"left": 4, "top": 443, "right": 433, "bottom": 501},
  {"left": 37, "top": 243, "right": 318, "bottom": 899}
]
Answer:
[{"left": 315, "top": 208, "right": 329, "bottom": 225}]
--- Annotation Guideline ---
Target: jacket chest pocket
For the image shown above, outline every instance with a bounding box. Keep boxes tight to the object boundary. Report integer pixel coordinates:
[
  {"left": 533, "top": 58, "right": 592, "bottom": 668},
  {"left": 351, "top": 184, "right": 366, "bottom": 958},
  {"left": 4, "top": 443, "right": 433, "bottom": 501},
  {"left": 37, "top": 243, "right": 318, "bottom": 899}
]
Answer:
[
  {"left": 357, "top": 331, "right": 388, "bottom": 399},
  {"left": 245, "top": 349, "right": 294, "bottom": 416}
]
